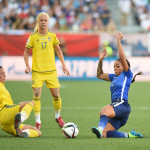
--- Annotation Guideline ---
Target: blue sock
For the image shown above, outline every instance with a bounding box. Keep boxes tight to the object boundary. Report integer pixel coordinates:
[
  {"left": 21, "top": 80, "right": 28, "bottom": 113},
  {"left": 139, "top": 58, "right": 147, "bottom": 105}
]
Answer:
[
  {"left": 98, "top": 115, "right": 109, "bottom": 131},
  {"left": 107, "top": 131, "right": 128, "bottom": 138}
]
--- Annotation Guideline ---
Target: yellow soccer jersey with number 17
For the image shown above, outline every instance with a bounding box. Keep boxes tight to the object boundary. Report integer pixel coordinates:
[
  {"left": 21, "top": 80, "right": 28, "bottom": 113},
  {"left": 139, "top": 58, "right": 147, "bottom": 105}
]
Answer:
[
  {"left": 0, "top": 82, "right": 14, "bottom": 110},
  {"left": 25, "top": 31, "right": 60, "bottom": 72}
]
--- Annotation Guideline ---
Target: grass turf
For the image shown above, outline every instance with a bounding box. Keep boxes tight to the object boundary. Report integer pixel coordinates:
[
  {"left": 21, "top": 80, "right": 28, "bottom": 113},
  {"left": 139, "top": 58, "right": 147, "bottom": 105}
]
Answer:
[{"left": 0, "top": 81, "right": 150, "bottom": 150}]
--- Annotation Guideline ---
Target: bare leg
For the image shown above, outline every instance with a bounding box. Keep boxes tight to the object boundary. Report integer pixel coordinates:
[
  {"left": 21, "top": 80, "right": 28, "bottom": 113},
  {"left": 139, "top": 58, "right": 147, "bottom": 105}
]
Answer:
[
  {"left": 100, "top": 105, "right": 115, "bottom": 118},
  {"left": 102, "top": 123, "right": 115, "bottom": 138}
]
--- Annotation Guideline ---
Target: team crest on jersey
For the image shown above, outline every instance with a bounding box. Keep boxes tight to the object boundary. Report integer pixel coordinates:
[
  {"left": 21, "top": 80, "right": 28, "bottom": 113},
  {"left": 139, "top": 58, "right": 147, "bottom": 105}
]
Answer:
[
  {"left": 36, "top": 39, "right": 39, "bottom": 42},
  {"left": 48, "top": 36, "right": 51, "bottom": 41}
]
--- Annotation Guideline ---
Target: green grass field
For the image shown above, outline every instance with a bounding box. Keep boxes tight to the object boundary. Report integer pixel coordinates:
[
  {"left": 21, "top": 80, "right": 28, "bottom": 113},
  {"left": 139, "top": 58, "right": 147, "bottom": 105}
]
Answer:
[{"left": 0, "top": 81, "right": 150, "bottom": 150}]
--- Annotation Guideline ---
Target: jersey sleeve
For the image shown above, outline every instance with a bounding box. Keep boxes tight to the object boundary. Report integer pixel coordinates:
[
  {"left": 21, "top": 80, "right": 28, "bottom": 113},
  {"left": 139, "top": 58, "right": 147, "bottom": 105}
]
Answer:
[
  {"left": 123, "top": 68, "right": 133, "bottom": 78},
  {"left": 53, "top": 34, "right": 60, "bottom": 46},
  {"left": 25, "top": 35, "right": 33, "bottom": 49},
  {"left": 108, "top": 74, "right": 115, "bottom": 81}
]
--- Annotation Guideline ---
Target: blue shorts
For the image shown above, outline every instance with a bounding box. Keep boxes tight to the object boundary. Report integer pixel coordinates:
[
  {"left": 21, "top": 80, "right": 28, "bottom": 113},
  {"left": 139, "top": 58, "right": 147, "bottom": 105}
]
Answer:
[{"left": 109, "top": 100, "right": 131, "bottom": 130}]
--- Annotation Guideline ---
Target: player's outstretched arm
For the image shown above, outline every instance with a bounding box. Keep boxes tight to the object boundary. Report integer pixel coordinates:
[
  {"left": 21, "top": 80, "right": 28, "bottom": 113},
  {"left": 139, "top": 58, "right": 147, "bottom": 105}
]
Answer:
[
  {"left": 97, "top": 49, "right": 110, "bottom": 81},
  {"left": 54, "top": 45, "right": 70, "bottom": 76}
]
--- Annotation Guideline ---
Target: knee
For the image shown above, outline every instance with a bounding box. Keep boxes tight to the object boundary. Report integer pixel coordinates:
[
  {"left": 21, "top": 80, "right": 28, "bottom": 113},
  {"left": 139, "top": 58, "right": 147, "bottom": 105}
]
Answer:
[
  {"left": 51, "top": 92, "right": 59, "bottom": 98},
  {"left": 34, "top": 92, "right": 40, "bottom": 97},
  {"left": 99, "top": 109, "right": 106, "bottom": 116},
  {"left": 52, "top": 94, "right": 59, "bottom": 98}
]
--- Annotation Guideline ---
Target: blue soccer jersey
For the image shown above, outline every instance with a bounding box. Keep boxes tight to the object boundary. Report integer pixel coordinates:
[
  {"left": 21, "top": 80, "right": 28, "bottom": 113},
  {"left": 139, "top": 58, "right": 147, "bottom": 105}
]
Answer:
[{"left": 108, "top": 68, "right": 133, "bottom": 103}]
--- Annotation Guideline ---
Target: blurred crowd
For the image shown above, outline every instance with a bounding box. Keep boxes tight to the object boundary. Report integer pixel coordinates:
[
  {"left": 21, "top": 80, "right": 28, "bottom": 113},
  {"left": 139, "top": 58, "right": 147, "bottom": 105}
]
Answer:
[
  {"left": 132, "top": 0, "right": 150, "bottom": 31},
  {"left": 0, "top": 0, "right": 116, "bottom": 32},
  {"left": 118, "top": 0, "right": 150, "bottom": 31}
]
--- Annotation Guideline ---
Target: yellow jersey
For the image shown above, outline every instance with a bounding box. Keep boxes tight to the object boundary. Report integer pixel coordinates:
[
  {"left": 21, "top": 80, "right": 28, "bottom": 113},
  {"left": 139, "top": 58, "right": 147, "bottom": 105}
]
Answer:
[
  {"left": 25, "top": 31, "right": 60, "bottom": 72},
  {"left": 0, "top": 82, "right": 14, "bottom": 110}
]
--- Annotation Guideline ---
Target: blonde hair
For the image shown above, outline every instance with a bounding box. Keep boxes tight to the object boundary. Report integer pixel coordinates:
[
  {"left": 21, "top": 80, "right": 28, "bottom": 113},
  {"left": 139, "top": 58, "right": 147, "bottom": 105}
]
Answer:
[{"left": 34, "top": 12, "right": 49, "bottom": 31}]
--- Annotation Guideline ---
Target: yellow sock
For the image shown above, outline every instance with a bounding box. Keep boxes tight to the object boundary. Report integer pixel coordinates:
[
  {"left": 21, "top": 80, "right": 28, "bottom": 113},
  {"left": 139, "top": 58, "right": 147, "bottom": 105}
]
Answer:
[
  {"left": 20, "top": 103, "right": 34, "bottom": 122},
  {"left": 33, "top": 97, "right": 41, "bottom": 123},
  {"left": 23, "top": 129, "right": 39, "bottom": 137},
  {"left": 53, "top": 97, "right": 61, "bottom": 118}
]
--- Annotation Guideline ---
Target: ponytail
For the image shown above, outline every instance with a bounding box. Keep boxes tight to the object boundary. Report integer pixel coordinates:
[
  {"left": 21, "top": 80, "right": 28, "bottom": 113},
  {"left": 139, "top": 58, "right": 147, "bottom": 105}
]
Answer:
[
  {"left": 131, "top": 71, "right": 143, "bottom": 83},
  {"left": 117, "top": 58, "right": 143, "bottom": 83},
  {"left": 34, "top": 23, "right": 39, "bottom": 32}
]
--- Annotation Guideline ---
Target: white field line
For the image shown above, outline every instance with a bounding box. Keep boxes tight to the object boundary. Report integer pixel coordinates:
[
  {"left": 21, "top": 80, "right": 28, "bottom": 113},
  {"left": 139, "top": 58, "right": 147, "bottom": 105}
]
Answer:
[{"left": 41, "top": 106, "right": 150, "bottom": 110}]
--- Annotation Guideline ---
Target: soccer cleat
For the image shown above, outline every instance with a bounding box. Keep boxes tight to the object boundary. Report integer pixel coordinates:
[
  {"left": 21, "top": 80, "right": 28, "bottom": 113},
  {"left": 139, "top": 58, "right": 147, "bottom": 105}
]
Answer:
[
  {"left": 129, "top": 130, "right": 143, "bottom": 138},
  {"left": 56, "top": 116, "right": 65, "bottom": 128},
  {"left": 14, "top": 113, "right": 21, "bottom": 129},
  {"left": 91, "top": 127, "right": 102, "bottom": 138},
  {"left": 35, "top": 122, "right": 41, "bottom": 129},
  {"left": 16, "top": 128, "right": 28, "bottom": 138}
]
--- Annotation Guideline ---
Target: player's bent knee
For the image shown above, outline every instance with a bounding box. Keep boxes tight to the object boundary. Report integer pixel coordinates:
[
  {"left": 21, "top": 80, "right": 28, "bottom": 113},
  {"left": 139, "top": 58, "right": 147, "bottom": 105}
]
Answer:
[
  {"left": 52, "top": 93, "right": 59, "bottom": 98},
  {"left": 100, "top": 109, "right": 106, "bottom": 116}
]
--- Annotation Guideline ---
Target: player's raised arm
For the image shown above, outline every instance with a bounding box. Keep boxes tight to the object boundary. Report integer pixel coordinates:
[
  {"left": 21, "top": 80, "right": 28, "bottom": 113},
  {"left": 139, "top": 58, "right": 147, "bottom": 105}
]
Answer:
[
  {"left": 114, "top": 32, "right": 129, "bottom": 72},
  {"left": 97, "top": 49, "right": 110, "bottom": 81},
  {"left": 24, "top": 47, "right": 31, "bottom": 74}
]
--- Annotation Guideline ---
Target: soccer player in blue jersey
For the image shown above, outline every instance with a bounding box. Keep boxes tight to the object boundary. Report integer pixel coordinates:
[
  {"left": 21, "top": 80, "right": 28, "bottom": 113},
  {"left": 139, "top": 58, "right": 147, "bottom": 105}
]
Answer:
[{"left": 91, "top": 32, "right": 143, "bottom": 138}]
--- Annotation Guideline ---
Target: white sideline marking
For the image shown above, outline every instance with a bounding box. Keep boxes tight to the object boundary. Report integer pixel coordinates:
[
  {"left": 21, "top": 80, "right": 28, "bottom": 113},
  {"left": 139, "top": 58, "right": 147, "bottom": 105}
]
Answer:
[{"left": 41, "top": 107, "right": 150, "bottom": 110}]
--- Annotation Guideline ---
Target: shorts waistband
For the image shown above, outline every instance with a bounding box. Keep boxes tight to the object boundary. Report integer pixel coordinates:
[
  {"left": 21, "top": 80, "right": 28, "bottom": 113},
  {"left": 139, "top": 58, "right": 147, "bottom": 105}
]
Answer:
[{"left": 112, "top": 99, "right": 128, "bottom": 103}]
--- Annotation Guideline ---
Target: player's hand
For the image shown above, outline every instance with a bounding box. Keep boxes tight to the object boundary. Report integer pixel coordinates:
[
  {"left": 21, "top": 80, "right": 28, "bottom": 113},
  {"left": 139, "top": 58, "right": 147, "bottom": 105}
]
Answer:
[
  {"left": 25, "top": 66, "right": 31, "bottom": 74},
  {"left": 62, "top": 64, "right": 70, "bottom": 76},
  {"left": 99, "top": 49, "right": 107, "bottom": 60},
  {"left": 114, "top": 32, "right": 124, "bottom": 40}
]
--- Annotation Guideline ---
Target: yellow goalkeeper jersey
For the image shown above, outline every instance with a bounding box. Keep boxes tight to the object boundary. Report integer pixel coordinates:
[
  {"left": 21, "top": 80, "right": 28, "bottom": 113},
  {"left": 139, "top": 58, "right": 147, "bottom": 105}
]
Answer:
[
  {"left": 0, "top": 82, "right": 14, "bottom": 110},
  {"left": 25, "top": 31, "right": 60, "bottom": 72}
]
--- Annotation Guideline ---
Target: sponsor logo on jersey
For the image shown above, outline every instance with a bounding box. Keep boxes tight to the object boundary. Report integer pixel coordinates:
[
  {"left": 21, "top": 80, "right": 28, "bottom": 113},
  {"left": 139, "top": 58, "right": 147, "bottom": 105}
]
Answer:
[{"left": 41, "top": 38, "right": 46, "bottom": 41}]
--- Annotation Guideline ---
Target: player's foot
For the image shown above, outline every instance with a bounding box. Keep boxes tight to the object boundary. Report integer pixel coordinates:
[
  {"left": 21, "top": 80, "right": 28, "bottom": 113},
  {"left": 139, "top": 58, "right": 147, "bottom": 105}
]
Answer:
[
  {"left": 56, "top": 116, "right": 65, "bottom": 128},
  {"left": 16, "top": 128, "right": 28, "bottom": 138},
  {"left": 14, "top": 113, "right": 21, "bottom": 129},
  {"left": 35, "top": 122, "right": 41, "bottom": 129},
  {"left": 129, "top": 130, "right": 143, "bottom": 138},
  {"left": 91, "top": 127, "right": 102, "bottom": 138}
]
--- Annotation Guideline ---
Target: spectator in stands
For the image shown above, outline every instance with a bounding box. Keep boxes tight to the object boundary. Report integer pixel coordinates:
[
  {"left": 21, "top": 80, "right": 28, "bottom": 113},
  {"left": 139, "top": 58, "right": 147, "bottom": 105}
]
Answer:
[
  {"left": 101, "top": 5, "right": 111, "bottom": 26},
  {"left": 0, "top": 0, "right": 115, "bottom": 32},
  {"left": 132, "top": 0, "right": 150, "bottom": 31},
  {"left": 118, "top": 0, "right": 131, "bottom": 25}
]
